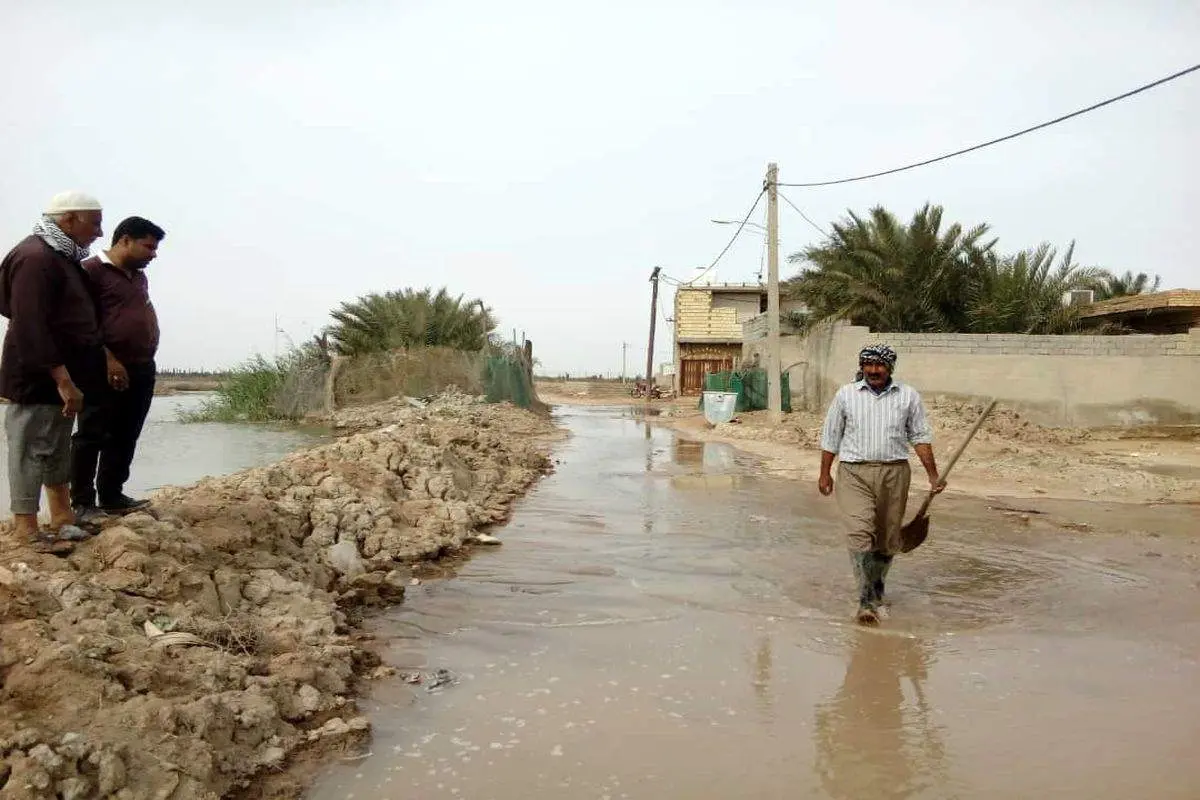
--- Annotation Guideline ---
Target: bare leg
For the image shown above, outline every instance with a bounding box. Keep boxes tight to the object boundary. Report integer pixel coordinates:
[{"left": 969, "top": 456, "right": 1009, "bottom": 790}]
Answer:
[
  {"left": 11, "top": 512, "right": 38, "bottom": 538},
  {"left": 45, "top": 484, "right": 75, "bottom": 528}
]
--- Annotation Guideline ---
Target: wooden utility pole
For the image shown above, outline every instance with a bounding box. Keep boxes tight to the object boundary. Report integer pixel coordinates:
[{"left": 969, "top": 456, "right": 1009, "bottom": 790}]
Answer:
[
  {"left": 645, "top": 267, "right": 661, "bottom": 396},
  {"left": 765, "top": 163, "right": 783, "bottom": 424}
]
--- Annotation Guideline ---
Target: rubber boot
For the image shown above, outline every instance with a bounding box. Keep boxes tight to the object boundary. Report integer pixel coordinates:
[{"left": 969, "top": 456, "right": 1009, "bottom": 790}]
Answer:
[
  {"left": 872, "top": 553, "right": 894, "bottom": 607},
  {"left": 849, "top": 551, "right": 879, "bottom": 625}
]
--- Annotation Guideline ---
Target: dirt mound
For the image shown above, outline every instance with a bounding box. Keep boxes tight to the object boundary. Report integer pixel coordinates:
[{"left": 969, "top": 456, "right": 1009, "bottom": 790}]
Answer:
[
  {"left": 924, "top": 398, "right": 1091, "bottom": 446},
  {"left": 699, "top": 398, "right": 1091, "bottom": 450},
  {"left": 0, "top": 395, "right": 553, "bottom": 799}
]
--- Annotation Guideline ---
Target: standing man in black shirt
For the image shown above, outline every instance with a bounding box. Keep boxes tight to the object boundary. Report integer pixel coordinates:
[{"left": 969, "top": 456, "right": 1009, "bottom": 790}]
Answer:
[{"left": 71, "top": 216, "right": 165, "bottom": 519}]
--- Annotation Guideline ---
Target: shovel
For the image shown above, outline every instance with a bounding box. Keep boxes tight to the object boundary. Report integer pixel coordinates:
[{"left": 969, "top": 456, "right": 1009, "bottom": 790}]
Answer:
[{"left": 899, "top": 398, "right": 997, "bottom": 553}]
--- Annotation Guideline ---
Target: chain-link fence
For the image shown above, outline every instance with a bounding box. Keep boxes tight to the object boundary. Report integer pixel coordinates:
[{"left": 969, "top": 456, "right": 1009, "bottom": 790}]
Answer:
[{"left": 293, "top": 344, "right": 543, "bottom": 414}]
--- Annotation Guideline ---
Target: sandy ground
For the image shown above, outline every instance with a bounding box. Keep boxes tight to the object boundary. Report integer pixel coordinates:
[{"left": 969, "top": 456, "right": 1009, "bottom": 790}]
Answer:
[
  {"left": 0, "top": 394, "right": 556, "bottom": 800},
  {"left": 538, "top": 382, "right": 1200, "bottom": 505},
  {"left": 666, "top": 399, "right": 1200, "bottom": 505},
  {"left": 537, "top": 380, "right": 676, "bottom": 408}
]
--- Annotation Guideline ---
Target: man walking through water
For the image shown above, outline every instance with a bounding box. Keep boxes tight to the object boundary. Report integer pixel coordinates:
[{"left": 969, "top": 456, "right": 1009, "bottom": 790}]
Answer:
[
  {"left": 0, "top": 192, "right": 107, "bottom": 544},
  {"left": 71, "top": 216, "right": 165, "bottom": 520},
  {"left": 818, "top": 344, "right": 944, "bottom": 625}
]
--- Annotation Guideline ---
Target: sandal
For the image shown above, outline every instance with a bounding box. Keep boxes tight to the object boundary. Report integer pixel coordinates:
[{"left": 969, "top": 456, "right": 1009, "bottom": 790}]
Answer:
[
  {"left": 55, "top": 524, "right": 92, "bottom": 541},
  {"left": 31, "top": 530, "right": 77, "bottom": 555},
  {"left": 36, "top": 524, "right": 92, "bottom": 543}
]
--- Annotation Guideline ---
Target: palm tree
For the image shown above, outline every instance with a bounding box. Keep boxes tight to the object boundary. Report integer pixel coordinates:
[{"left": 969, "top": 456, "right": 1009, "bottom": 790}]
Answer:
[
  {"left": 327, "top": 287, "right": 497, "bottom": 356},
  {"left": 785, "top": 204, "right": 996, "bottom": 333},
  {"left": 965, "top": 242, "right": 1105, "bottom": 334},
  {"left": 1091, "top": 270, "right": 1162, "bottom": 301}
]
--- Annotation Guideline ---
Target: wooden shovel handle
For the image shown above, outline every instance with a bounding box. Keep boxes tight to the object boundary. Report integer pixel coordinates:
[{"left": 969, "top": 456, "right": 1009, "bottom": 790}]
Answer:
[{"left": 912, "top": 398, "right": 997, "bottom": 518}]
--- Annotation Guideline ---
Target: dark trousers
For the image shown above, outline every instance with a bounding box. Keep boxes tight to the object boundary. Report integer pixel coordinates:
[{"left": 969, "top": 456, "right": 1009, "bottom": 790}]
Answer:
[{"left": 70, "top": 361, "right": 156, "bottom": 507}]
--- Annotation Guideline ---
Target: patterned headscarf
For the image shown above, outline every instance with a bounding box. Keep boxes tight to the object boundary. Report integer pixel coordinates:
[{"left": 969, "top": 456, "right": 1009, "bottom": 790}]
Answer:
[
  {"left": 32, "top": 216, "right": 91, "bottom": 262},
  {"left": 855, "top": 343, "right": 897, "bottom": 381}
]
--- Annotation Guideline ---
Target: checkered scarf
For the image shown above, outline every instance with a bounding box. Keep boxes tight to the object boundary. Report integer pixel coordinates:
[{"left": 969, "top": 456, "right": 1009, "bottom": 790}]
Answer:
[
  {"left": 856, "top": 343, "right": 898, "bottom": 382},
  {"left": 33, "top": 217, "right": 91, "bottom": 262}
]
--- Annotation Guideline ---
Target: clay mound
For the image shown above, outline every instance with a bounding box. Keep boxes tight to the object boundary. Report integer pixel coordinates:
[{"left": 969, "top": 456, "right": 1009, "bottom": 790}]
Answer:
[
  {"left": 0, "top": 395, "right": 553, "bottom": 800},
  {"left": 925, "top": 398, "right": 1091, "bottom": 446}
]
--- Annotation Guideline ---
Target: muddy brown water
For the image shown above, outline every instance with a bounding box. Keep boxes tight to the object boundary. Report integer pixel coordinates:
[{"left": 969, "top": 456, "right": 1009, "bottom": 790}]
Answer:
[
  {"left": 308, "top": 406, "right": 1200, "bottom": 800},
  {"left": 0, "top": 393, "right": 323, "bottom": 510}
]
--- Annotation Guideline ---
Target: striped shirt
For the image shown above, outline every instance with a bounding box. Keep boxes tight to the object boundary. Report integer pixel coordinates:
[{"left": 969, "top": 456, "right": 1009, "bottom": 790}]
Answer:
[{"left": 819, "top": 380, "right": 933, "bottom": 463}]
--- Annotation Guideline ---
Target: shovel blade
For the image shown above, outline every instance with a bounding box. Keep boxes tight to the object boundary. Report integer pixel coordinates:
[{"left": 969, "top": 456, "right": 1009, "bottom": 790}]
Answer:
[{"left": 899, "top": 514, "right": 930, "bottom": 553}]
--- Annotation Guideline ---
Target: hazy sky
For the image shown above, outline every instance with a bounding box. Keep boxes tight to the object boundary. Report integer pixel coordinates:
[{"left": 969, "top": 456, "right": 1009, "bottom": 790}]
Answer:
[{"left": 2, "top": 1, "right": 1197, "bottom": 375}]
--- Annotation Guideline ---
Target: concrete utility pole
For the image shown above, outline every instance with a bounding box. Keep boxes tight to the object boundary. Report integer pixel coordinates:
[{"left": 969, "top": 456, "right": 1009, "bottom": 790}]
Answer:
[
  {"left": 621, "top": 342, "right": 629, "bottom": 385},
  {"left": 645, "top": 267, "right": 661, "bottom": 396},
  {"left": 765, "top": 163, "right": 783, "bottom": 424}
]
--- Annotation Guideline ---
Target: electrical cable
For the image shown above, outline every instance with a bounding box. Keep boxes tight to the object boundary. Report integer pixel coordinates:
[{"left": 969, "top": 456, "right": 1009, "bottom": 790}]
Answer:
[
  {"left": 778, "top": 192, "right": 829, "bottom": 236},
  {"left": 687, "top": 189, "right": 765, "bottom": 284},
  {"left": 778, "top": 62, "right": 1200, "bottom": 188}
]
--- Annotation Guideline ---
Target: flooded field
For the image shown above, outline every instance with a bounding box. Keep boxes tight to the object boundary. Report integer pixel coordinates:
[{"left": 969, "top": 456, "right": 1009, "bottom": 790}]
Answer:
[
  {"left": 0, "top": 393, "right": 323, "bottom": 510},
  {"left": 308, "top": 406, "right": 1200, "bottom": 799}
]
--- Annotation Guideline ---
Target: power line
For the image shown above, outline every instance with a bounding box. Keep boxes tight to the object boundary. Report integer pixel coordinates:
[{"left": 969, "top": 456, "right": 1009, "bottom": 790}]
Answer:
[
  {"left": 687, "top": 188, "right": 765, "bottom": 284},
  {"left": 778, "top": 191, "right": 828, "bottom": 237},
  {"left": 778, "top": 62, "right": 1200, "bottom": 188}
]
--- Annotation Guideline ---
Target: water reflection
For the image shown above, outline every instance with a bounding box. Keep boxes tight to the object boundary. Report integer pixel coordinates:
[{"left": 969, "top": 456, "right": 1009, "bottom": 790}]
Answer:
[
  {"left": 814, "top": 632, "right": 947, "bottom": 800},
  {"left": 671, "top": 438, "right": 737, "bottom": 472},
  {"left": 751, "top": 633, "right": 774, "bottom": 720}
]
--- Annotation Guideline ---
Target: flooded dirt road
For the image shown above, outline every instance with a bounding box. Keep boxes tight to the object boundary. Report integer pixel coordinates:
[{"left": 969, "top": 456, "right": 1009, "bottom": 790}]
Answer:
[{"left": 309, "top": 406, "right": 1200, "bottom": 799}]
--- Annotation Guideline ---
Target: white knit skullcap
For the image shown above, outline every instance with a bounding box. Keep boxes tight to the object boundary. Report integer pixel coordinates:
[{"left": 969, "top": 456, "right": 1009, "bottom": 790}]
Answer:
[{"left": 44, "top": 191, "right": 103, "bottom": 215}]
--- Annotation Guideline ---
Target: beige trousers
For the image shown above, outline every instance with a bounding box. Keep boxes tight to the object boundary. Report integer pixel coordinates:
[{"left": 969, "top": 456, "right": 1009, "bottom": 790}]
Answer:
[{"left": 835, "top": 461, "right": 911, "bottom": 555}]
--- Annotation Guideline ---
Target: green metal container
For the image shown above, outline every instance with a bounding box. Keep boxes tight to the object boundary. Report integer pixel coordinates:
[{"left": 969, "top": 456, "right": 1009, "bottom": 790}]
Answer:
[{"left": 699, "top": 369, "right": 791, "bottom": 413}]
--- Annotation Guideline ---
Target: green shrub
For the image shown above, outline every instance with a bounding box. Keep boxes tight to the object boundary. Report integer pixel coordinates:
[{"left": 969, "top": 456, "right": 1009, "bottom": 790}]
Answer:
[{"left": 182, "top": 348, "right": 329, "bottom": 423}]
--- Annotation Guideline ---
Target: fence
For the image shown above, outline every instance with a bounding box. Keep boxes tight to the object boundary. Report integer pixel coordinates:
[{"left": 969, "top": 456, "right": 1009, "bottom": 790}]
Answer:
[
  {"left": 701, "top": 370, "right": 792, "bottom": 413},
  {"left": 322, "top": 344, "right": 540, "bottom": 413}
]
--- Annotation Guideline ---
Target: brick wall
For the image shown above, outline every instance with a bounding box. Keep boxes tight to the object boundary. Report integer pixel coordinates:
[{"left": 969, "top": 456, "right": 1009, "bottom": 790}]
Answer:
[
  {"left": 675, "top": 288, "right": 743, "bottom": 340},
  {"left": 880, "top": 331, "right": 1200, "bottom": 357}
]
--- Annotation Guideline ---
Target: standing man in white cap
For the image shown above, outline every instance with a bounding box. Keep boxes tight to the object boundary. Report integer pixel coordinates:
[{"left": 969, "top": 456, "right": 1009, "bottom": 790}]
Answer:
[{"left": 0, "top": 191, "right": 107, "bottom": 545}]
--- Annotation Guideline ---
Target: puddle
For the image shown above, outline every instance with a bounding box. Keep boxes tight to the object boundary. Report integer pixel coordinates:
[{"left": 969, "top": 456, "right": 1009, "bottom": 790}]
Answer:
[{"left": 308, "top": 407, "right": 1200, "bottom": 799}]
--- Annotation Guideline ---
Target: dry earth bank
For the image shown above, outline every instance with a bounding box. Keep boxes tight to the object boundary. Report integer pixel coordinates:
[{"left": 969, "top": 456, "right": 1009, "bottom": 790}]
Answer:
[{"left": 0, "top": 394, "right": 556, "bottom": 799}]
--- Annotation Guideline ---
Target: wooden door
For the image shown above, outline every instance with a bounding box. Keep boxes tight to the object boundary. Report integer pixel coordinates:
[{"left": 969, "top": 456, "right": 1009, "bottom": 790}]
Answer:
[{"left": 681, "top": 358, "right": 734, "bottom": 395}]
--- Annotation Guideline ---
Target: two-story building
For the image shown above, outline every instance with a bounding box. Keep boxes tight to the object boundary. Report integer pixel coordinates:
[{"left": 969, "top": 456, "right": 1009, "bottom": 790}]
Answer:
[{"left": 671, "top": 282, "right": 805, "bottom": 396}]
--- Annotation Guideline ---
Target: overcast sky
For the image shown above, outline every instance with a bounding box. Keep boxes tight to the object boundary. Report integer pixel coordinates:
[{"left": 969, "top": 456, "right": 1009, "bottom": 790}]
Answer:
[{"left": 2, "top": 1, "right": 1197, "bottom": 375}]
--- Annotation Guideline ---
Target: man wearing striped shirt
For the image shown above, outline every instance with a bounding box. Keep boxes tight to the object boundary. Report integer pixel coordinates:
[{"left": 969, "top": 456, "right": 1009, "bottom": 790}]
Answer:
[{"left": 818, "top": 344, "right": 944, "bottom": 625}]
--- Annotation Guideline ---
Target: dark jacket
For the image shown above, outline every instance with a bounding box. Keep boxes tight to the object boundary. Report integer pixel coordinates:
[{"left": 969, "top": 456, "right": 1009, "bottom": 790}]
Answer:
[{"left": 0, "top": 235, "right": 106, "bottom": 405}]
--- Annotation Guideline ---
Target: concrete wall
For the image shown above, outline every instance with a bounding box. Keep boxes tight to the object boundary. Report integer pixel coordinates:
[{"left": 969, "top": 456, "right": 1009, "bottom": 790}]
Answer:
[
  {"left": 711, "top": 294, "right": 762, "bottom": 327},
  {"left": 742, "top": 307, "right": 806, "bottom": 341},
  {"left": 743, "top": 318, "right": 1200, "bottom": 427}
]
